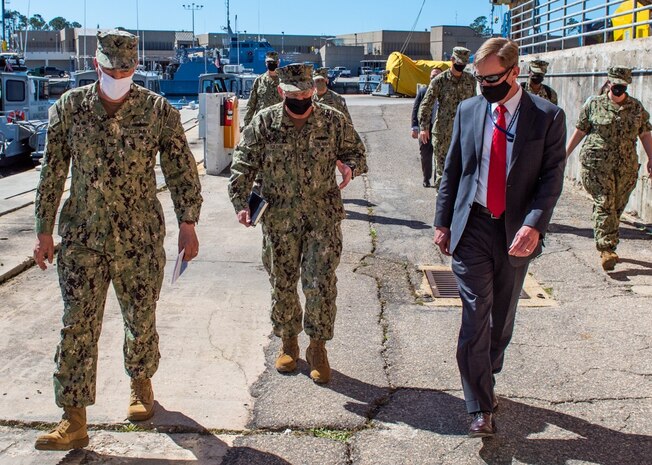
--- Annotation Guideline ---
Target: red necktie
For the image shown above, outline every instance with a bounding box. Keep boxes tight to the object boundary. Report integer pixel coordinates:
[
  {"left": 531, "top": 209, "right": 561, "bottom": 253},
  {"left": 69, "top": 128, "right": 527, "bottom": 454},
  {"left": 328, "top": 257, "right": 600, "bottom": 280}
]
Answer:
[{"left": 487, "top": 104, "right": 507, "bottom": 218}]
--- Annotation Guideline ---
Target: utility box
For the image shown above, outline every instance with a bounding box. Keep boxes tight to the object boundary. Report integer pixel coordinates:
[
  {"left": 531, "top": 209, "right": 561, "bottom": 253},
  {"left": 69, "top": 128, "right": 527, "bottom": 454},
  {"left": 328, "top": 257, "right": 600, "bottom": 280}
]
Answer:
[{"left": 200, "top": 92, "right": 240, "bottom": 175}]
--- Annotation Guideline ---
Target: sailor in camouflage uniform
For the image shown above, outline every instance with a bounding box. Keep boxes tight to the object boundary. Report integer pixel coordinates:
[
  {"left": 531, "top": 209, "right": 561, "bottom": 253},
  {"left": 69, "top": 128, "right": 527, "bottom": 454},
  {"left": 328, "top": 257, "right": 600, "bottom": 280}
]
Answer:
[
  {"left": 312, "top": 67, "right": 352, "bottom": 122},
  {"left": 33, "top": 30, "right": 202, "bottom": 450},
  {"left": 228, "top": 63, "right": 366, "bottom": 384},
  {"left": 418, "top": 46, "right": 476, "bottom": 188},
  {"left": 243, "top": 51, "right": 283, "bottom": 126},
  {"left": 521, "top": 59, "right": 558, "bottom": 105},
  {"left": 566, "top": 66, "right": 652, "bottom": 271}
]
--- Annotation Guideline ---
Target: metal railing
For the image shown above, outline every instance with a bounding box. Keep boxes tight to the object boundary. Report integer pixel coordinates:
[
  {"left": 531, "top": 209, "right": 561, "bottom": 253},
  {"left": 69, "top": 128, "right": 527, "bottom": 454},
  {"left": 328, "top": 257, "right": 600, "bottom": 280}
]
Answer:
[{"left": 510, "top": 0, "right": 652, "bottom": 52}]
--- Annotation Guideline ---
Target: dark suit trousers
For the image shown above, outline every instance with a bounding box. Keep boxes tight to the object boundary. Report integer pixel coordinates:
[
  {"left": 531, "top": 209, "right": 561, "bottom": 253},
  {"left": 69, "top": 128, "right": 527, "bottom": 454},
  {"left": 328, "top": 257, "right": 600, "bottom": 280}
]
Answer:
[
  {"left": 452, "top": 209, "right": 529, "bottom": 414},
  {"left": 419, "top": 139, "right": 434, "bottom": 183}
]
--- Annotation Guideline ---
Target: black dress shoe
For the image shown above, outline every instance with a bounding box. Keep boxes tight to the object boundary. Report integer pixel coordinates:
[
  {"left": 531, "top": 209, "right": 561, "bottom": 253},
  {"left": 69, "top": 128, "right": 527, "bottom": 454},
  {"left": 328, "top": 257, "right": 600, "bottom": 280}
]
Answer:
[
  {"left": 422, "top": 180, "right": 431, "bottom": 188},
  {"left": 469, "top": 412, "right": 496, "bottom": 438}
]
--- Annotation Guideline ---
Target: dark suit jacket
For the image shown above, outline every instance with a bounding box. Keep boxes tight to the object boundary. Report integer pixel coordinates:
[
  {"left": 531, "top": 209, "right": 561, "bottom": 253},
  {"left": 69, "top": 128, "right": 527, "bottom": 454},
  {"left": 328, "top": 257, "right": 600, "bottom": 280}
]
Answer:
[
  {"left": 411, "top": 85, "right": 436, "bottom": 128},
  {"left": 434, "top": 91, "right": 566, "bottom": 267}
]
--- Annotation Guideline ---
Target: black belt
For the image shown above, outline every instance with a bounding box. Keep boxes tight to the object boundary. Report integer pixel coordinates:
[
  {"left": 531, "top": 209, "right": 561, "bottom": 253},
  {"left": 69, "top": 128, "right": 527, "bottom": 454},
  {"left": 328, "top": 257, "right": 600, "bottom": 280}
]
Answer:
[{"left": 472, "top": 202, "right": 504, "bottom": 220}]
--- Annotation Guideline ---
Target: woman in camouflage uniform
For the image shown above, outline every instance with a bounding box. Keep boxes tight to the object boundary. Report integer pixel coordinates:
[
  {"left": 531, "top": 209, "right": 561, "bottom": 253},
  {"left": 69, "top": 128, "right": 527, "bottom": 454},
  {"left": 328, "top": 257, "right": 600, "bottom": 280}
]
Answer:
[{"left": 566, "top": 66, "right": 652, "bottom": 271}]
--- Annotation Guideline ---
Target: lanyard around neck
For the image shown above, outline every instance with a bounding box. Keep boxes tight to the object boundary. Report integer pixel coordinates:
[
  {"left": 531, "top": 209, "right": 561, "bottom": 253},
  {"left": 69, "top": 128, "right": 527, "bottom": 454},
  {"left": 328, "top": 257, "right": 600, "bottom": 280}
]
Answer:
[{"left": 487, "top": 102, "right": 521, "bottom": 143}]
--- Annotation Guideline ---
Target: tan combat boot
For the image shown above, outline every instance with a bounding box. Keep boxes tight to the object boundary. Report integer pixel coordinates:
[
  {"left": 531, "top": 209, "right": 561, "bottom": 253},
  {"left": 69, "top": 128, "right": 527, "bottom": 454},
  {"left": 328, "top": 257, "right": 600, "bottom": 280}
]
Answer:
[
  {"left": 127, "top": 378, "right": 155, "bottom": 421},
  {"left": 306, "top": 338, "right": 331, "bottom": 384},
  {"left": 275, "top": 336, "right": 300, "bottom": 373},
  {"left": 34, "top": 406, "right": 89, "bottom": 451},
  {"left": 600, "top": 251, "right": 618, "bottom": 271}
]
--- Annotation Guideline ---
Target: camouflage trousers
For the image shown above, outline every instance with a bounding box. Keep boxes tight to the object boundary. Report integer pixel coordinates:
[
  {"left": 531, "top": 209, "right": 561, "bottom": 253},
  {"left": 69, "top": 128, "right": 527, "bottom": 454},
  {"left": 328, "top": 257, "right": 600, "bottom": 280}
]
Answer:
[
  {"left": 53, "top": 240, "right": 165, "bottom": 408},
  {"left": 261, "top": 215, "right": 343, "bottom": 341},
  {"left": 580, "top": 154, "right": 639, "bottom": 252},
  {"left": 432, "top": 133, "right": 452, "bottom": 189}
]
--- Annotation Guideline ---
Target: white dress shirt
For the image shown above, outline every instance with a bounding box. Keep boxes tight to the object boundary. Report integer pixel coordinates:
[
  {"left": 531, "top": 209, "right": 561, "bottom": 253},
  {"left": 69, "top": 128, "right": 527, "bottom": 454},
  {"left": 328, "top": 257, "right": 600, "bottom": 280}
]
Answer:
[{"left": 474, "top": 85, "right": 523, "bottom": 207}]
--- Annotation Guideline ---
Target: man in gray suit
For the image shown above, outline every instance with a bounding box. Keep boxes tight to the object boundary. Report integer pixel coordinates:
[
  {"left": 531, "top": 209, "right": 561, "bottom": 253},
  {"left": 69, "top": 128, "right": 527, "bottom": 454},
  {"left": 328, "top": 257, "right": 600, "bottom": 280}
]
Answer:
[{"left": 433, "top": 38, "right": 566, "bottom": 437}]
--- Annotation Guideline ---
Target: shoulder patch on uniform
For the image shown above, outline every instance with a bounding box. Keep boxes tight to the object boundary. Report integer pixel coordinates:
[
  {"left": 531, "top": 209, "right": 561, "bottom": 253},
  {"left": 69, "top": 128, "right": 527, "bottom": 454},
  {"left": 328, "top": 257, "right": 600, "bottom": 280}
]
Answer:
[{"left": 48, "top": 104, "right": 61, "bottom": 127}]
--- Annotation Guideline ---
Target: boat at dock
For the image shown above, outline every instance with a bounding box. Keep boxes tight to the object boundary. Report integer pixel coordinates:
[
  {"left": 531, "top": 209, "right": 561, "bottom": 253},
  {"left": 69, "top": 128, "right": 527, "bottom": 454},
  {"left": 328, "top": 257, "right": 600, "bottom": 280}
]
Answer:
[
  {"left": 0, "top": 70, "right": 49, "bottom": 165},
  {"left": 160, "top": 47, "right": 219, "bottom": 97}
]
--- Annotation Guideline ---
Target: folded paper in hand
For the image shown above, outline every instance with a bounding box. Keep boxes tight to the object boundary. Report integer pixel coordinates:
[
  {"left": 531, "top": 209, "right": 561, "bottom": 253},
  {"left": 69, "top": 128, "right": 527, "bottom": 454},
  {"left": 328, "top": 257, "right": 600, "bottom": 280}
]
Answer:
[
  {"left": 247, "top": 191, "right": 268, "bottom": 226},
  {"left": 171, "top": 249, "right": 188, "bottom": 284}
]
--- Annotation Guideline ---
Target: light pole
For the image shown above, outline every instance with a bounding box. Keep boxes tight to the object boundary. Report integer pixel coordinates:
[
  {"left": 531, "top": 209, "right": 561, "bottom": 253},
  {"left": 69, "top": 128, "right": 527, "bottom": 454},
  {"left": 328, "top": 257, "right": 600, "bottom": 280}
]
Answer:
[
  {"left": 83, "top": 0, "right": 87, "bottom": 69},
  {"left": 281, "top": 31, "right": 284, "bottom": 53},
  {"left": 182, "top": 3, "right": 203, "bottom": 48}
]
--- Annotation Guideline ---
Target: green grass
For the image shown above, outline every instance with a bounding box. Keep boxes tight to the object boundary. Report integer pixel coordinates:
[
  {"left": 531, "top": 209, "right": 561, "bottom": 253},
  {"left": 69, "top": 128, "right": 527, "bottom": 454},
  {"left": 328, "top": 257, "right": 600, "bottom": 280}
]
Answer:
[
  {"left": 308, "top": 427, "right": 353, "bottom": 442},
  {"left": 119, "top": 423, "right": 147, "bottom": 433}
]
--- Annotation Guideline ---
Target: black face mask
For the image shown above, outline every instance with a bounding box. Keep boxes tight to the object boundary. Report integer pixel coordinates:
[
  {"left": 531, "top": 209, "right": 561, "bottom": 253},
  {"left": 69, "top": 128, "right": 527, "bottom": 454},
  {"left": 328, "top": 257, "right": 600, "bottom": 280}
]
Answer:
[
  {"left": 530, "top": 74, "right": 544, "bottom": 85},
  {"left": 266, "top": 62, "right": 278, "bottom": 72},
  {"left": 481, "top": 79, "right": 512, "bottom": 104},
  {"left": 453, "top": 63, "right": 466, "bottom": 72},
  {"left": 285, "top": 97, "right": 313, "bottom": 115},
  {"left": 611, "top": 84, "right": 627, "bottom": 97}
]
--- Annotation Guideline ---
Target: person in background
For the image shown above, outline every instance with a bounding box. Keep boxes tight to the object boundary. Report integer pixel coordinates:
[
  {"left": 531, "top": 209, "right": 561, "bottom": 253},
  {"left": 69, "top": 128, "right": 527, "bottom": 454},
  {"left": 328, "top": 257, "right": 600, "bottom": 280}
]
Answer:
[
  {"left": 566, "top": 66, "right": 652, "bottom": 271},
  {"left": 412, "top": 66, "right": 444, "bottom": 187},
  {"left": 521, "top": 59, "right": 558, "bottom": 105},
  {"left": 418, "top": 47, "right": 476, "bottom": 189},
  {"left": 312, "top": 67, "right": 352, "bottom": 122},
  {"left": 243, "top": 51, "right": 282, "bottom": 126}
]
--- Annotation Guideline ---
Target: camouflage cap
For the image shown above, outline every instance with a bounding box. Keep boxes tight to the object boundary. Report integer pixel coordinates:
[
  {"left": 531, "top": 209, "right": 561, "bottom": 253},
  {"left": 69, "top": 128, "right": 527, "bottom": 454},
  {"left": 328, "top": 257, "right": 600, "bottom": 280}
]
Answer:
[
  {"left": 277, "top": 63, "right": 314, "bottom": 92},
  {"left": 96, "top": 29, "right": 138, "bottom": 70},
  {"left": 313, "top": 67, "right": 329, "bottom": 80},
  {"left": 265, "top": 51, "right": 279, "bottom": 63},
  {"left": 529, "top": 59, "right": 549, "bottom": 74},
  {"left": 452, "top": 46, "right": 471, "bottom": 65},
  {"left": 608, "top": 65, "right": 632, "bottom": 85}
]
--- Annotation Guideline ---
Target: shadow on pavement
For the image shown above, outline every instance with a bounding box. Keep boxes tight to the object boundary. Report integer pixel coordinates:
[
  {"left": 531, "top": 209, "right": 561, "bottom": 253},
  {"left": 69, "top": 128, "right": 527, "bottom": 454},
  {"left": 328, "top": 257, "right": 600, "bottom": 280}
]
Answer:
[
  {"left": 345, "top": 209, "right": 432, "bottom": 230},
  {"left": 607, "top": 257, "right": 652, "bottom": 281},
  {"left": 342, "top": 198, "right": 376, "bottom": 208},
  {"left": 547, "top": 222, "right": 651, "bottom": 241},
  {"left": 324, "top": 370, "right": 651, "bottom": 465},
  {"left": 53, "top": 404, "right": 292, "bottom": 465}
]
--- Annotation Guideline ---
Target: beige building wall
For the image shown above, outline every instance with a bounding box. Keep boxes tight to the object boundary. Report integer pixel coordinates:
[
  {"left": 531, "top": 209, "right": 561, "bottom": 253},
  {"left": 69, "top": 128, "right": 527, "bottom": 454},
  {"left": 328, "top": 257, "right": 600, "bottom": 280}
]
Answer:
[{"left": 429, "top": 26, "right": 487, "bottom": 60}]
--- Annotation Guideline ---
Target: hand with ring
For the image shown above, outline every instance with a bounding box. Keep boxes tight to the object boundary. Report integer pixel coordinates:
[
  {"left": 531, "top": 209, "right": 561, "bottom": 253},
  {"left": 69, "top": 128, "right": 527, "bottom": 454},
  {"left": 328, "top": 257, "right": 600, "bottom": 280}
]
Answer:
[{"left": 508, "top": 225, "right": 540, "bottom": 257}]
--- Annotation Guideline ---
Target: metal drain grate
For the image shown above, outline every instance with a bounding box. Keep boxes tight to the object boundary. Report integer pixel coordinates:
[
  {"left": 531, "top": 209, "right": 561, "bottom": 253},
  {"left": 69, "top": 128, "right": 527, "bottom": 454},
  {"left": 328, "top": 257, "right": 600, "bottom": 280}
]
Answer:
[{"left": 424, "top": 269, "right": 529, "bottom": 299}]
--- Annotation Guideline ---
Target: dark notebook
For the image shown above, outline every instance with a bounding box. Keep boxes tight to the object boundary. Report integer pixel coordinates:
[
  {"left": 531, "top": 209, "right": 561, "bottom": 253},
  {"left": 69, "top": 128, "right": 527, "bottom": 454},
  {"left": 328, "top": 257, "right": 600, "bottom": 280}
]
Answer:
[{"left": 247, "top": 191, "right": 269, "bottom": 226}]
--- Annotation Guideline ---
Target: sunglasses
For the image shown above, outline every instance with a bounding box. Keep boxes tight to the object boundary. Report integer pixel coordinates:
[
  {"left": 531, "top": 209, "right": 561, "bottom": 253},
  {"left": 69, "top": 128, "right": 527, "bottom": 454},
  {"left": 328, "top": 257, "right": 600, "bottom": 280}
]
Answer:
[{"left": 473, "top": 66, "right": 513, "bottom": 84}]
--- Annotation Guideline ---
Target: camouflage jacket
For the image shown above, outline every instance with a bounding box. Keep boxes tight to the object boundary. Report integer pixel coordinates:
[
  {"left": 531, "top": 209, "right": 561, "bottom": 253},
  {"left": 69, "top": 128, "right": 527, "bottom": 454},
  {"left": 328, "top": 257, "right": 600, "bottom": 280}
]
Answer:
[
  {"left": 522, "top": 81, "right": 558, "bottom": 105},
  {"left": 243, "top": 72, "right": 282, "bottom": 126},
  {"left": 576, "top": 93, "right": 652, "bottom": 160},
  {"left": 228, "top": 102, "right": 367, "bottom": 223},
  {"left": 35, "top": 83, "right": 203, "bottom": 251},
  {"left": 313, "top": 89, "right": 351, "bottom": 122},
  {"left": 418, "top": 69, "right": 476, "bottom": 138}
]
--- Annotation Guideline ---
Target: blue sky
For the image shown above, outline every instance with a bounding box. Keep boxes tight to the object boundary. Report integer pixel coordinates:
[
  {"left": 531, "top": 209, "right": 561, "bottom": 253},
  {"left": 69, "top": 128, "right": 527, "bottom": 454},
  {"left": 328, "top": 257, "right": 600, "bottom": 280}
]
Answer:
[{"left": 8, "top": 0, "right": 507, "bottom": 36}]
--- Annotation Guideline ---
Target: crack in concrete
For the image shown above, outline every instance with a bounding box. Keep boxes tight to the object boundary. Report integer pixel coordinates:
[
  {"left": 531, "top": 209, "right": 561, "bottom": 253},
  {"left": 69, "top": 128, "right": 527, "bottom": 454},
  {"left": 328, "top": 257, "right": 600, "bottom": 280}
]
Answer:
[
  {"left": 506, "top": 394, "right": 652, "bottom": 406},
  {"left": 344, "top": 441, "right": 354, "bottom": 465},
  {"left": 0, "top": 439, "right": 18, "bottom": 455},
  {"left": 206, "top": 304, "right": 251, "bottom": 389}
]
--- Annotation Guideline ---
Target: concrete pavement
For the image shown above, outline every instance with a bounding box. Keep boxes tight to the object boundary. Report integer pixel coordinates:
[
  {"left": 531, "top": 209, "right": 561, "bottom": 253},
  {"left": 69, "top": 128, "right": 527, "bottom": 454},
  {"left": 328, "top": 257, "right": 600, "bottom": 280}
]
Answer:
[{"left": 0, "top": 97, "right": 650, "bottom": 464}]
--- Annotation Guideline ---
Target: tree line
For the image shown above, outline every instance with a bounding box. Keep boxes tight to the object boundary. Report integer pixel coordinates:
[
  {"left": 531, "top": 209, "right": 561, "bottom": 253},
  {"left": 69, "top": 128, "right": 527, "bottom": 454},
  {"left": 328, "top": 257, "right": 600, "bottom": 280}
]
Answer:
[{"left": 4, "top": 10, "right": 82, "bottom": 32}]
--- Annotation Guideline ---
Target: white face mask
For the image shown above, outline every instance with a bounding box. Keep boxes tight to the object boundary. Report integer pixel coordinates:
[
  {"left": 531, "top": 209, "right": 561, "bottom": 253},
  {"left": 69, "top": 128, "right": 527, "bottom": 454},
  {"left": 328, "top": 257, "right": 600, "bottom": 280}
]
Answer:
[{"left": 98, "top": 68, "right": 133, "bottom": 100}]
